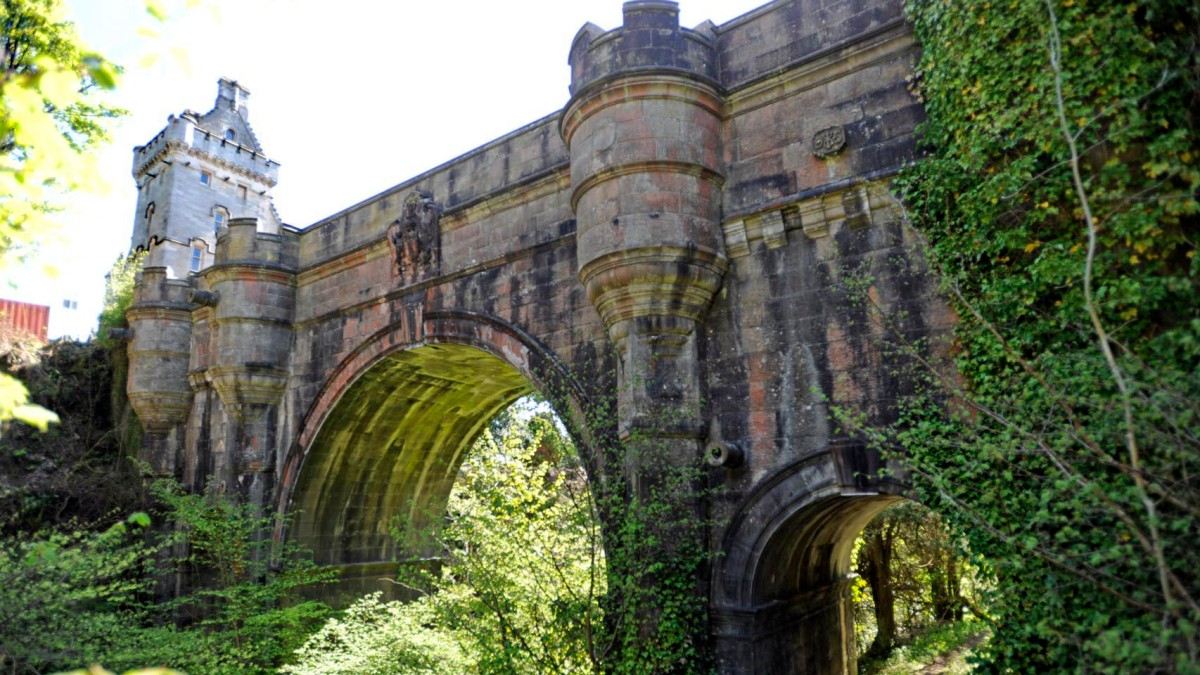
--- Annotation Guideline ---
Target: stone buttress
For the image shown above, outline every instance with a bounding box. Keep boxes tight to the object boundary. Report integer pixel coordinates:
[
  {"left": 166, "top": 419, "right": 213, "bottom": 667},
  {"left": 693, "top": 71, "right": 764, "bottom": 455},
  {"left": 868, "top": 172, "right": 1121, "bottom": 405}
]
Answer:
[{"left": 126, "top": 267, "right": 193, "bottom": 476}]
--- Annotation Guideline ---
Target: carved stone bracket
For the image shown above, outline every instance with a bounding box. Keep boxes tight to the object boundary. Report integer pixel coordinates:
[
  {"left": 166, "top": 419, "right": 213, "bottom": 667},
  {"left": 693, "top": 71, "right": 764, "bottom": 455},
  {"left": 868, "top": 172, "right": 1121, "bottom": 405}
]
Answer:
[
  {"left": 798, "top": 183, "right": 881, "bottom": 238},
  {"left": 721, "top": 180, "right": 903, "bottom": 254},
  {"left": 189, "top": 289, "right": 220, "bottom": 307},
  {"left": 759, "top": 210, "right": 787, "bottom": 249},
  {"left": 722, "top": 219, "right": 749, "bottom": 258}
]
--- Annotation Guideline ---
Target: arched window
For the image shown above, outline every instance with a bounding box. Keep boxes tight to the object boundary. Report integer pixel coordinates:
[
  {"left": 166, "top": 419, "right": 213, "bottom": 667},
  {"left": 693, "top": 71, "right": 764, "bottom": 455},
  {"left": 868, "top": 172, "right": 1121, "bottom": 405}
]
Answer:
[
  {"left": 189, "top": 241, "right": 205, "bottom": 273},
  {"left": 224, "top": 128, "right": 236, "bottom": 141},
  {"left": 212, "top": 205, "right": 229, "bottom": 234},
  {"left": 144, "top": 202, "right": 155, "bottom": 220}
]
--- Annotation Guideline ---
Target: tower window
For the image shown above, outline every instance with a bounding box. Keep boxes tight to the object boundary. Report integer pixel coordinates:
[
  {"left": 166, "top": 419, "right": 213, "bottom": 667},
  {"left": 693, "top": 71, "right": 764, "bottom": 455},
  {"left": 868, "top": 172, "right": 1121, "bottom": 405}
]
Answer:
[
  {"left": 238, "top": 185, "right": 248, "bottom": 201},
  {"left": 189, "top": 244, "right": 204, "bottom": 273},
  {"left": 200, "top": 171, "right": 212, "bottom": 186},
  {"left": 224, "top": 128, "right": 236, "bottom": 141},
  {"left": 213, "top": 206, "right": 228, "bottom": 233},
  {"left": 144, "top": 202, "right": 155, "bottom": 220}
]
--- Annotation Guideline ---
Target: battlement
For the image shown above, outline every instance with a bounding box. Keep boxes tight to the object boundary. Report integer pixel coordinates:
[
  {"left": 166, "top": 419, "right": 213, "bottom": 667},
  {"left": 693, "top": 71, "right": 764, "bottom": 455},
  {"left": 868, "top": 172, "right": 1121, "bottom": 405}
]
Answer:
[
  {"left": 568, "top": 0, "right": 717, "bottom": 96},
  {"left": 215, "top": 217, "right": 298, "bottom": 269},
  {"left": 133, "top": 114, "right": 279, "bottom": 185},
  {"left": 132, "top": 266, "right": 193, "bottom": 307}
]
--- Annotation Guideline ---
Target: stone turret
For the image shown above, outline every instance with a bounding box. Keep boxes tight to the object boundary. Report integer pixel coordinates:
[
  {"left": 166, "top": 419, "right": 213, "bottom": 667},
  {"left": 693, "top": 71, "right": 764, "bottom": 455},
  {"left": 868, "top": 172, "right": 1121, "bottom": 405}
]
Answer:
[
  {"left": 216, "top": 78, "right": 250, "bottom": 116},
  {"left": 563, "top": 0, "right": 726, "bottom": 445},
  {"left": 125, "top": 266, "right": 194, "bottom": 476},
  {"left": 202, "top": 216, "right": 297, "bottom": 501},
  {"left": 562, "top": 2, "right": 727, "bottom": 646}
]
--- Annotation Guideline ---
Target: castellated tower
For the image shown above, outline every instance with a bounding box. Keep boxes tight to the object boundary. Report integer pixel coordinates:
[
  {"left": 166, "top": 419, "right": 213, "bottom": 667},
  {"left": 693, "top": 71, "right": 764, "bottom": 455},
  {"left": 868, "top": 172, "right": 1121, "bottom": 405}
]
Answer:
[
  {"left": 130, "top": 78, "right": 282, "bottom": 278},
  {"left": 125, "top": 79, "right": 298, "bottom": 504}
]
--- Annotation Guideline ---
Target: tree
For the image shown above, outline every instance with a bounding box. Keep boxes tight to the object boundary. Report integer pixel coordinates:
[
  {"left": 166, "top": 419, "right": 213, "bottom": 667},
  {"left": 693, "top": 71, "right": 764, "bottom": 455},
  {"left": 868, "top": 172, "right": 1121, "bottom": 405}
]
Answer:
[
  {"left": 855, "top": 0, "right": 1200, "bottom": 671},
  {"left": 0, "top": 0, "right": 122, "bottom": 430}
]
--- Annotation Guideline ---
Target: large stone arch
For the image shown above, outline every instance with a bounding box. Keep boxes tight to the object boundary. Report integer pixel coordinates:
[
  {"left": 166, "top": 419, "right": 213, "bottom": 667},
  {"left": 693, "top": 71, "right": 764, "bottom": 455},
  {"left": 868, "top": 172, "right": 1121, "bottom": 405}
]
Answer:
[
  {"left": 277, "top": 310, "right": 597, "bottom": 596},
  {"left": 712, "top": 441, "right": 906, "bottom": 674}
]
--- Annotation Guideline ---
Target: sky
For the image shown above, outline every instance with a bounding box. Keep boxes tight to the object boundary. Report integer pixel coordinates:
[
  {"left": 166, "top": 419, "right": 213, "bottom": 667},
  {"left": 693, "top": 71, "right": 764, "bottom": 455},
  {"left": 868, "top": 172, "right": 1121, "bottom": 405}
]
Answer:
[{"left": 9, "top": 0, "right": 767, "bottom": 338}]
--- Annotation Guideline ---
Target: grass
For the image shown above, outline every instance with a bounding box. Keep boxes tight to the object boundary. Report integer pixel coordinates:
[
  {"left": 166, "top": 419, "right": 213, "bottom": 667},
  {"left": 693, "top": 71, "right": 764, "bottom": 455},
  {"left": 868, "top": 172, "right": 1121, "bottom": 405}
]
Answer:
[{"left": 860, "top": 619, "right": 989, "bottom": 674}]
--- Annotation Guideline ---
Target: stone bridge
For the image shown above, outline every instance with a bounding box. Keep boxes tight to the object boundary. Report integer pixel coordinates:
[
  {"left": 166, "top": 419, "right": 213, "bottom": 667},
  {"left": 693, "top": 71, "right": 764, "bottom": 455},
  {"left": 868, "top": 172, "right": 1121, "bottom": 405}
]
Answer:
[{"left": 124, "top": 0, "right": 949, "bottom": 671}]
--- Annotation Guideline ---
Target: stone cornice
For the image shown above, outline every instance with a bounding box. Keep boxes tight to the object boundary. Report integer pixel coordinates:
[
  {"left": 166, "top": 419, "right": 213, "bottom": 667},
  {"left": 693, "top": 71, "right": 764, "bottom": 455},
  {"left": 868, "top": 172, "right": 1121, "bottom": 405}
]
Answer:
[
  {"left": 202, "top": 263, "right": 296, "bottom": 286},
  {"left": 725, "top": 20, "right": 914, "bottom": 117},
  {"left": 134, "top": 139, "right": 278, "bottom": 186},
  {"left": 126, "top": 304, "right": 192, "bottom": 321},
  {"left": 721, "top": 177, "right": 903, "bottom": 259},
  {"left": 570, "top": 160, "right": 723, "bottom": 213}
]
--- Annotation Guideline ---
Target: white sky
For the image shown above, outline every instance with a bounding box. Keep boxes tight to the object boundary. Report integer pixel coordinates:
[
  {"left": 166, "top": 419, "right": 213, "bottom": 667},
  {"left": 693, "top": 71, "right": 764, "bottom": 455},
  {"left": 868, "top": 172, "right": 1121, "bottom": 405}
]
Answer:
[{"left": 9, "top": 0, "right": 767, "bottom": 338}]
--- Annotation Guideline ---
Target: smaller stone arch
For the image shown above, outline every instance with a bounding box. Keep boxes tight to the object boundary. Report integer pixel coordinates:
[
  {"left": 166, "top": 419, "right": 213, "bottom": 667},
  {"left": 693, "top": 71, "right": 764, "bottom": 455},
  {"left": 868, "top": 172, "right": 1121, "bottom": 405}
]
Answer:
[{"left": 712, "top": 440, "right": 905, "bottom": 674}]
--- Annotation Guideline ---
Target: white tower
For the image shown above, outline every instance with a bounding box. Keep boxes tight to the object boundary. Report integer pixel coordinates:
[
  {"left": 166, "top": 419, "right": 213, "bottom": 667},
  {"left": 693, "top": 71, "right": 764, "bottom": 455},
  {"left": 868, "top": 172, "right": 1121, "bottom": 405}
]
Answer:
[{"left": 130, "top": 78, "right": 282, "bottom": 277}]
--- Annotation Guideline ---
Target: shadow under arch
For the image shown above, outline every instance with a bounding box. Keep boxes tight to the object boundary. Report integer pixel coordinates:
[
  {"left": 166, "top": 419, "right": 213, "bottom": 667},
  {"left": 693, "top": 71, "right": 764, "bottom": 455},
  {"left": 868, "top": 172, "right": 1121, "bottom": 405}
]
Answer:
[
  {"left": 712, "top": 440, "right": 906, "bottom": 674},
  {"left": 278, "top": 310, "right": 600, "bottom": 598}
]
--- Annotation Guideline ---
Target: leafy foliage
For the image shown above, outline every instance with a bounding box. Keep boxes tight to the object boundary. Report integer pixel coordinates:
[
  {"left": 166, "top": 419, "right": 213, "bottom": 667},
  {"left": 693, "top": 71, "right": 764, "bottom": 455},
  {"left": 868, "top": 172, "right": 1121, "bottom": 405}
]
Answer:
[
  {"left": 0, "top": 478, "right": 334, "bottom": 674},
  {"left": 426, "top": 412, "right": 604, "bottom": 673},
  {"left": 0, "top": 0, "right": 122, "bottom": 431},
  {"left": 283, "top": 592, "right": 469, "bottom": 675},
  {"left": 881, "top": 0, "right": 1200, "bottom": 670},
  {"left": 598, "top": 448, "right": 711, "bottom": 675},
  {"left": 148, "top": 480, "right": 336, "bottom": 674},
  {"left": 0, "top": 513, "right": 158, "bottom": 673},
  {"left": 851, "top": 503, "right": 987, "bottom": 660},
  {"left": 1, "top": 0, "right": 122, "bottom": 256},
  {"left": 860, "top": 618, "right": 988, "bottom": 675},
  {"left": 97, "top": 251, "right": 146, "bottom": 348}
]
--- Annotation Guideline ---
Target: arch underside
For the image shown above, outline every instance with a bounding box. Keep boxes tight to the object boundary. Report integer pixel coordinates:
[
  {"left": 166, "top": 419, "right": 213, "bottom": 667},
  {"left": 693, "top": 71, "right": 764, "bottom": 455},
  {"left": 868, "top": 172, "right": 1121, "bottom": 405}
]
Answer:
[{"left": 290, "top": 343, "right": 532, "bottom": 568}]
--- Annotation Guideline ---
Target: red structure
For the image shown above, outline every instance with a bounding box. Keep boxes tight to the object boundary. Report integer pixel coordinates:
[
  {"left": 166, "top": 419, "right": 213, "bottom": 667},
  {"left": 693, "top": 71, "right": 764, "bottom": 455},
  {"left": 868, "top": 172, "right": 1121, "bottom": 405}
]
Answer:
[{"left": 0, "top": 299, "right": 50, "bottom": 342}]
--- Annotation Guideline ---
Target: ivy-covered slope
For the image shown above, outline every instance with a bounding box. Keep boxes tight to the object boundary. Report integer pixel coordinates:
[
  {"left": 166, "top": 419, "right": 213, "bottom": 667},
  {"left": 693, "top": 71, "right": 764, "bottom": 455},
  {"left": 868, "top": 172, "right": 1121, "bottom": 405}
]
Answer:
[{"left": 894, "top": 0, "right": 1198, "bottom": 670}]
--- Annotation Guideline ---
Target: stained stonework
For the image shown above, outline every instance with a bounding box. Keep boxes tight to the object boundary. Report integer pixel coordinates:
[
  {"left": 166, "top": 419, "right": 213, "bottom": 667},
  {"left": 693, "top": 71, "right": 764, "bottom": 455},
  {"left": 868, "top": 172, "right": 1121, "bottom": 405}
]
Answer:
[{"left": 124, "top": 1, "right": 943, "bottom": 672}]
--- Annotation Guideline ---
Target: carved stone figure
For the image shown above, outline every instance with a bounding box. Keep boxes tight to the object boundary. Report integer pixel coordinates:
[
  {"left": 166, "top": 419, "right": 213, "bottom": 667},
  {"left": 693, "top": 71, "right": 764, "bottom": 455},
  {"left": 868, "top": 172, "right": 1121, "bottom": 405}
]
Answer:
[{"left": 386, "top": 190, "right": 441, "bottom": 283}]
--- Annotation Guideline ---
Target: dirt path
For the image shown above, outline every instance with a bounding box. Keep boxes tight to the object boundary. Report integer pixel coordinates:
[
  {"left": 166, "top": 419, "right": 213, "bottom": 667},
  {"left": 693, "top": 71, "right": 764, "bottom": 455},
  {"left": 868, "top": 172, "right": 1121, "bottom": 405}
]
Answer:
[{"left": 918, "top": 631, "right": 988, "bottom": 674}]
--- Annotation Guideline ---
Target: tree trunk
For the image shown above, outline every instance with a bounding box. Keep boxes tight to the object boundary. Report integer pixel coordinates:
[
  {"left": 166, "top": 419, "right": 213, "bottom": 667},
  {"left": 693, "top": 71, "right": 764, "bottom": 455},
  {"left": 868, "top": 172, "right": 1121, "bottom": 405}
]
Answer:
[
  {"left": 860, "top": 528, "right": 896, "bottom": 657},
  {"left": 931, "top": 547, "right": 963, "bottom": 622}
]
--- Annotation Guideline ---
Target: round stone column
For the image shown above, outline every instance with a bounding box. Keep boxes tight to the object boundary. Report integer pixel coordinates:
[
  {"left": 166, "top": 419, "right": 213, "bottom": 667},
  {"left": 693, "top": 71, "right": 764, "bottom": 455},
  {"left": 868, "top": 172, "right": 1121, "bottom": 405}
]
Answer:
[
  {"left": 126, "top": 266, "right": 194, "bottom": 476},
  {"left": 561, "top": 1, "right": 727, "bottom": 660},
  {"left": 562, "top": 0, "right": 726, "bottom": 443},
  {"left": 206, "top": 217, "right": 295, "bottom": 501}
]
